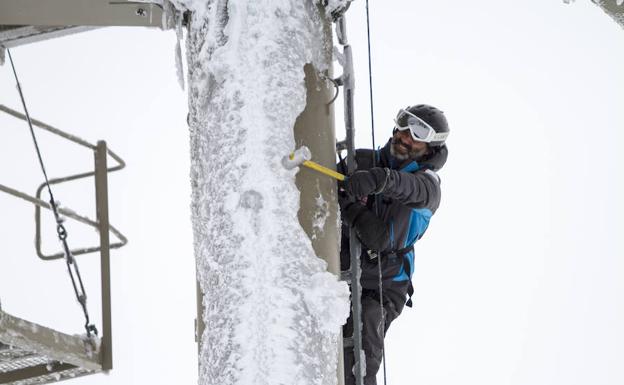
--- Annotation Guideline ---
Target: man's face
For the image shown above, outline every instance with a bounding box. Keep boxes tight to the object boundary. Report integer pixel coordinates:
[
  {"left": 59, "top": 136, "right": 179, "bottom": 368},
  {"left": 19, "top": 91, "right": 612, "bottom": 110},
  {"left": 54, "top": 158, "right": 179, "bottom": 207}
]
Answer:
[{"left": 390, "top": 129, "right": 430, "bottom": 161}]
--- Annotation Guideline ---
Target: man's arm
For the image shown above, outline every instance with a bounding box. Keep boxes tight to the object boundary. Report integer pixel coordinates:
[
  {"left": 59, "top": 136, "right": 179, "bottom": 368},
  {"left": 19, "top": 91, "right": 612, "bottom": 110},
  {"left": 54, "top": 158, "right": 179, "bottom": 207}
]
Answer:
[
  {"left": 381, "top": 169, "right": 441, "bottom": 209},
  {"left": 345, "top": 167, "right": 441, "bottom": 210},
  {"left": 341, "top": 201, "right": 390, "bottom": 252}
]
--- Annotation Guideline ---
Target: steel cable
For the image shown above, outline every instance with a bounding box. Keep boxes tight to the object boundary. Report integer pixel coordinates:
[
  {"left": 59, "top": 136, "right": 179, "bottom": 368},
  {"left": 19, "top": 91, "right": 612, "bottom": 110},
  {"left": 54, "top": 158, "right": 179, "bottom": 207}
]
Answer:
[
  {"left": 363, "top": 1, "right": 389, "bottom": 384},
  {"left": 6, "top": 49, "right": 97, "bottom": 338}
]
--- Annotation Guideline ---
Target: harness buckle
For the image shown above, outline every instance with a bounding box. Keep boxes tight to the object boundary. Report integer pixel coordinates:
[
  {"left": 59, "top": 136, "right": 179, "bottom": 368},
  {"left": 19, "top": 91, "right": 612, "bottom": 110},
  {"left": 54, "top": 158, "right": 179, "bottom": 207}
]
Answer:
[{"left": 367, "top": 249, "right": 378, "bottom": 260}]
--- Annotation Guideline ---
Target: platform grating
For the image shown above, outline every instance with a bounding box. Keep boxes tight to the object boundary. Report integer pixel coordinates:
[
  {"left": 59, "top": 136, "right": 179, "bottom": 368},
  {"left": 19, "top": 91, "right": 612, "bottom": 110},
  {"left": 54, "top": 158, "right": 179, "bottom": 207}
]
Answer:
[{"left": 0, "top": 343, "right": 96, "bottom": 385}]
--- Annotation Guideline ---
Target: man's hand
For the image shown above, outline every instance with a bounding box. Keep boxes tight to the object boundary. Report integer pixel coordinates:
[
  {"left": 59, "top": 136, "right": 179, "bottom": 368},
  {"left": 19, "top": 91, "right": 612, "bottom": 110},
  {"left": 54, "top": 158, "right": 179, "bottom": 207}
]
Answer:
[{"left": 344, "top": 167, "right": 389, "bottom": 198}]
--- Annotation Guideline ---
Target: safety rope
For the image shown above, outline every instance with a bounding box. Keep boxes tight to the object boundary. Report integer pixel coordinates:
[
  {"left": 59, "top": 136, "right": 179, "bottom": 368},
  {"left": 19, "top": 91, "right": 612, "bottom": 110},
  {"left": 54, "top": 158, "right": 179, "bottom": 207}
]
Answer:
[
  {"left": 6, "top": 49, "right": 98, "bottom": 338},
  {"left": 364, "top": 1, "right": 389, "bottom": 384}
]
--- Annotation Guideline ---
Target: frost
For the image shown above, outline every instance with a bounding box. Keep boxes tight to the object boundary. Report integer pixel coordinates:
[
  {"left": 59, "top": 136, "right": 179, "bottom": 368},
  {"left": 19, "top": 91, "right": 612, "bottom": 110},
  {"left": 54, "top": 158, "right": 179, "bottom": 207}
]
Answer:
[
  {"left": 333, "top": 46, "right": 344, "bottom": 66},
  {"left": 311, "top": 185, "right": 330, "bottom": 240},
  {"left": 183, "top": 1, "right": 349, "bottom": 385},
  {"left": 174, "top": 15, "right": 185, "bottom": 90},
  {"left": 358, "top": 349, "right": 366, "bottom": 377}
]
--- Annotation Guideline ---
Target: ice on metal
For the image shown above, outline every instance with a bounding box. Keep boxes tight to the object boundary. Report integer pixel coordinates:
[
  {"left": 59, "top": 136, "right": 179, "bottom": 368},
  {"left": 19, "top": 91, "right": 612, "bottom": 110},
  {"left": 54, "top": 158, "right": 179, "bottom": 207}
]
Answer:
[{"left": 177, "top": 0, "right": 350, "bottom": 384}]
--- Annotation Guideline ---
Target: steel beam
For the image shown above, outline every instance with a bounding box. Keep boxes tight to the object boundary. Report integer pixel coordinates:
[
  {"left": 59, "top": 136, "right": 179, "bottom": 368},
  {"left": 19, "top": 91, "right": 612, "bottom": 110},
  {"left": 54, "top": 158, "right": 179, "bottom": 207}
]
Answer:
[
  {"left": 0, "top": 1, "right": 166, "bottom": 28},
  {"left": 0, "top": 25, "right": 94, "bottom": 49},
  {"left": 95, "top": 141, "right": 113, "bottom": 372},
  {"left": 294, "top": 62, "right": 344, "bottom": 385}
]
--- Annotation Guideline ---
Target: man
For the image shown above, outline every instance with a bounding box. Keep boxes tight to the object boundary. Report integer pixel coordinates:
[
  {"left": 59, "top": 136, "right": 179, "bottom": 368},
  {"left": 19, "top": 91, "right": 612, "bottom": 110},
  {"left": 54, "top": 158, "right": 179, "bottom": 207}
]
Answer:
[{"left": 338, "top": 104, "right": 449, "bottom": 385}]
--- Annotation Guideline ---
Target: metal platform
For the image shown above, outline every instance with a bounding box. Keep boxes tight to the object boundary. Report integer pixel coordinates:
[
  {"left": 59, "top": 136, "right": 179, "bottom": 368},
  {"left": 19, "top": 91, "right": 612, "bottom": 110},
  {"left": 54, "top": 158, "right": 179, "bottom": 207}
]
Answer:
[{"left": 0, "top": 313, "right": 99, "bottom": 384}]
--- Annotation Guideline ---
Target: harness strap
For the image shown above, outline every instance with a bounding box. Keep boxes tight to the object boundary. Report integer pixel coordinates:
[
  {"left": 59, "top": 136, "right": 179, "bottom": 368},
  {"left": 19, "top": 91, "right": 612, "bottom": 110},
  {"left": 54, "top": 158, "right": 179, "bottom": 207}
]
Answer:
[
  {"left": 403, "top": 256, "right": 414, "bottom": 308},
  {"left": 379, "top": 246, "right": 412, "bottom": 258},
  {"left": 380, "top": 246, "right": 414, "bottom": 308}
]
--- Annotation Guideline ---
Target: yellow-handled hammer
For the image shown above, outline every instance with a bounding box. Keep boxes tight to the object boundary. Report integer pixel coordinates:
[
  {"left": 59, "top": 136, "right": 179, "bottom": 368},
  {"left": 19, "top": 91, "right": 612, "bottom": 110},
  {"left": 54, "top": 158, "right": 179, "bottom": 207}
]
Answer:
[{"left": 282, "top": 146, "right": 346, "bottom": 181}]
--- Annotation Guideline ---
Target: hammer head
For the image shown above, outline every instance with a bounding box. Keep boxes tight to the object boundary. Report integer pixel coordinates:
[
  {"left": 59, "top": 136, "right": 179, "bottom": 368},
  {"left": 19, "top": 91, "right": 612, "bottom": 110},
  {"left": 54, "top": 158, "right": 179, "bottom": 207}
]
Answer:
[{"left": 282, "top": 146, "right": 312, "bottom": 170}]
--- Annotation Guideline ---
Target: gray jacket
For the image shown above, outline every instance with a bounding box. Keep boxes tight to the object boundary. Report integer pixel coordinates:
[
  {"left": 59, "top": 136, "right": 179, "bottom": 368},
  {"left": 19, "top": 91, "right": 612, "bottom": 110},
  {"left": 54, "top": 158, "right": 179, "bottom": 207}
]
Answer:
[{"left": 339, "top": 139, "right": 447, "bottom": 310}]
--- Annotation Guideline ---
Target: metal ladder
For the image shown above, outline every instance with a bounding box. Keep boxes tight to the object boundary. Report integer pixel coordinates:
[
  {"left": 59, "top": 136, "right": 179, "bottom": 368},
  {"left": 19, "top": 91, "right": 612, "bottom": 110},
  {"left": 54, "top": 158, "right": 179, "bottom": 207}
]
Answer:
[{"left": 332, "top": 6, "right": 366, "bottom": 385}]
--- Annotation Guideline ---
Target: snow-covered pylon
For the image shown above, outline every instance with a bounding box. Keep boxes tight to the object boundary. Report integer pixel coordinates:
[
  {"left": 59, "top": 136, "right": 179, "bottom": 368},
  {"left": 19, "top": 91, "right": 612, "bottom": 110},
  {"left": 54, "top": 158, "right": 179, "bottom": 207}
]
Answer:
[
  {"left": 565, "top": 0, "right": 624, "bottom": 30},
  {"left": 175, "top": 0, "right": 350, "bottom": 384},
  {"left": 591, "top": 0, "right": 624, "bottom": 29}
]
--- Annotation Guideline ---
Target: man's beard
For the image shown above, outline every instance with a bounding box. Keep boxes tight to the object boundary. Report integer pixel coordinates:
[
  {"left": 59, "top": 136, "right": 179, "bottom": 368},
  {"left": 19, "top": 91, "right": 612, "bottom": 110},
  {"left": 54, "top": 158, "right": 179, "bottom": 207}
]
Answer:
[{"left": 390, "top": 137, "right": 428, "bottom": 161}]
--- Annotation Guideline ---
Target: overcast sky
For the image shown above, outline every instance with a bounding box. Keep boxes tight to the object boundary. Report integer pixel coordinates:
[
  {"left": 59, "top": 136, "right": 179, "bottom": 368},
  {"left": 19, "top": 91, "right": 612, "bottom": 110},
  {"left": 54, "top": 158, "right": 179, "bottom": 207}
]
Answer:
[{"left": 2, "top": 1, "right": 624, "bottom": 385}]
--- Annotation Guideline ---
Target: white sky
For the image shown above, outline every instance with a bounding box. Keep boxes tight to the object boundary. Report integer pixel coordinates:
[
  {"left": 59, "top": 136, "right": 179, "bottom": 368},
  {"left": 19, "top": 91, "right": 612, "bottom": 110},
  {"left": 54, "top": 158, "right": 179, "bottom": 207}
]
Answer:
[{"left": 1, "top": 1, "right": 624, "bottom": 385}]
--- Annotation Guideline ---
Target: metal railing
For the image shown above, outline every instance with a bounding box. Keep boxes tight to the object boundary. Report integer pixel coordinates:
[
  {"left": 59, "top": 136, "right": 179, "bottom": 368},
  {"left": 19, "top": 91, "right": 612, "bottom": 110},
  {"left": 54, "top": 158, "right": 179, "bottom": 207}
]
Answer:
[
  {"left": 0, "top": 104, "right": 127, "bottom": 382},
  {"left": 0, "top": 104, "right": 127, "bottom": 260}
]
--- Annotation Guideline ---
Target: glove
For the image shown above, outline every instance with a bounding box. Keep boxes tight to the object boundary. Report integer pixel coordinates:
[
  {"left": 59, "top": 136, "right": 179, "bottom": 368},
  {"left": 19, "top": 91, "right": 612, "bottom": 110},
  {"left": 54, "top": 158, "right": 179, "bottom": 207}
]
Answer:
[
  {"left": 341, "top": 201, "right": 367, "bottom": 227},
  {"left": 344, "top": 167, "right": 389, "bottom": 199},
  {"left": 337, "top": 175, "right": 352, "bottom": 208}
]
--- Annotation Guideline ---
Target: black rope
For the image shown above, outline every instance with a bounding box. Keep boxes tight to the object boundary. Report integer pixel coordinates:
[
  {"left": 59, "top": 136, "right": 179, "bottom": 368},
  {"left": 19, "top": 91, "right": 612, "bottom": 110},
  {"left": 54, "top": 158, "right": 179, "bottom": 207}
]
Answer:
[
  {"left": 364, "top": 1, "right": 388, "bottom": 384},
  {"left": 6, "top": 49, "right": 98, "bottom": 338}
]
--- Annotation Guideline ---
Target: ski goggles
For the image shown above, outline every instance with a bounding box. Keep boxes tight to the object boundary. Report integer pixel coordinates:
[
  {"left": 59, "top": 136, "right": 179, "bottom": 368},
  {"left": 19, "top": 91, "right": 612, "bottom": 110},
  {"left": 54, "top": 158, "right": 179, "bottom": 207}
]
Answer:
[{"left": 394, "top": 108, "right": 449, "bottom": 143}]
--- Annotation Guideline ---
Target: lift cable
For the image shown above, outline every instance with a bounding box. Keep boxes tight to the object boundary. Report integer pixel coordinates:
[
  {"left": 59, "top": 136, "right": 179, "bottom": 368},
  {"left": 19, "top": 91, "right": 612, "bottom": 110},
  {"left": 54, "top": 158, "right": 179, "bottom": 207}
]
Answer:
[
  {"left": 364, "top": 1, "right": 389, "bottom": 384},
  {"left": 6, "top": 48, "right": 98, "bottom": 338}
]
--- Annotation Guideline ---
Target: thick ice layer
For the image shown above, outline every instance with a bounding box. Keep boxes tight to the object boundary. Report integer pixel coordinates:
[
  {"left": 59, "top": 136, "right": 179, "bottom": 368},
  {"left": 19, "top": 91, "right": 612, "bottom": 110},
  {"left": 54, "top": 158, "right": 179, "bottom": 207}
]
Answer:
[{"left": 180, "top": 1, "right": 350, "bottom": 384}]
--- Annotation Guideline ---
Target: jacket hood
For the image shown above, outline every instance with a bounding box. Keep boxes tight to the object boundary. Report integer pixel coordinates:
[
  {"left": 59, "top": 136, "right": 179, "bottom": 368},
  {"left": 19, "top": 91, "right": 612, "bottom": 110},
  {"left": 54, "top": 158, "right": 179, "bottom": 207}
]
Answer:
[{"left": 420, "top": 144, "right": 448, "bottom": 172}]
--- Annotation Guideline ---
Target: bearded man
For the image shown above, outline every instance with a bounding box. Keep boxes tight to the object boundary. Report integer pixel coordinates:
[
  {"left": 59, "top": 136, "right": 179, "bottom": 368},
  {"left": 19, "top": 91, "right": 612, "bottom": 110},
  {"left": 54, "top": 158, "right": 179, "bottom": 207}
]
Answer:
[{"left": 338, "top": 104, "right": 450, "bottom": 385}]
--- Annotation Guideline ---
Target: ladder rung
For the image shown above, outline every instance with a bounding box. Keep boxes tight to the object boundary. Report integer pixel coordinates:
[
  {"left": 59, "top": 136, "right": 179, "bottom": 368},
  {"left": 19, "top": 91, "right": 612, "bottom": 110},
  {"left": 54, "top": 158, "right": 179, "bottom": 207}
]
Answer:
[{"left": 336, "top": 140, "right": 348, "bottom": 152}]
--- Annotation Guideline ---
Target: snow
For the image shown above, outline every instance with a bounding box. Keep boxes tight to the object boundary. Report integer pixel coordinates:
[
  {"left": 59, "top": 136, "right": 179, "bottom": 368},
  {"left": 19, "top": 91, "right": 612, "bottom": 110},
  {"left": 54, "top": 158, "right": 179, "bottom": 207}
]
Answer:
[
  {"left": 178, "top": 1, "right": 349, "bottom": 385},
  {"left": 311, "top": 187, "right": 330, "bottom": 240},
  {"left": 303, "top": 273, "right": 349, "bottom": 333}
]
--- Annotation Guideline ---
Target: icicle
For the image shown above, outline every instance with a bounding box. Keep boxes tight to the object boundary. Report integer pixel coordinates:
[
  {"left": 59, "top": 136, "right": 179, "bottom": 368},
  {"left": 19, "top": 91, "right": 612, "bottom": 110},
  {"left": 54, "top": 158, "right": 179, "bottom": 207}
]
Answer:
[{"left": 174, "top": 12, "right": 185, "bottom": 91}]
